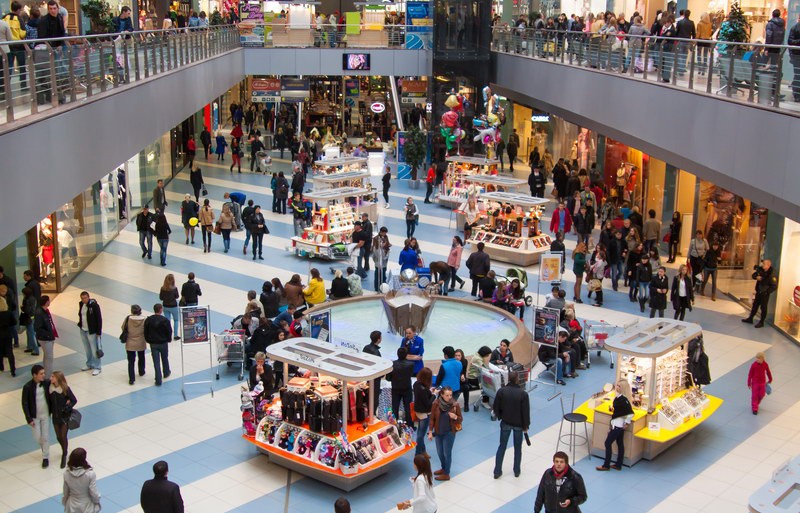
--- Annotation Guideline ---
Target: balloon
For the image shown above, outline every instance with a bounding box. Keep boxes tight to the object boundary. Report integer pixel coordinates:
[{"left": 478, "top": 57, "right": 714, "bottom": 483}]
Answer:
[
  {"left": 380, "top": 283, "right": 390, "bottom": 294},
  {"left": 189, "top": 217, "right": 199, "bottom": 227}
]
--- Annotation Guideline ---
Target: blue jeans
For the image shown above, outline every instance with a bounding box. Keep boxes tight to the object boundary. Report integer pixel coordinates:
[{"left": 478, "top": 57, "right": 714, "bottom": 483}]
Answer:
[
  {"left": 244, "top": 229, "right": 251, "bottom": 249},
  {"left": 163, "top": 306, "right": 180, "bottom": 336},
  {"left": 494, "top": 422, "right": 523, "bottom": 476},
  {"left": 629, "top": 279, "right": 639, "bottom": 300},
  {"left": 356, "top": 246, "right": 368, "bottom": 277},
  {"left": 610, "top": 261, "right": 624, "bottom": 289},
  {"left": 26, "top": 322, "right": 38, "bottom": 354},
  {"left": 157, "top": 238, "right": 169, "bottom": 265},
  {"left": 221, "top": 229, "right": 231, "bottom": 251},
  {"left": 79, "top": 331, "right": 101, "bottom": 369},
  {"left": 416, "top": 417, "right": 430, "bottom": 455},
  {"left": 139, "top": 231, "right": 153, "bottom": 257},
  {"left": 434, "top": 431, "right": 455, "bottom": 475},
  {"left": 638, "top": 282, "right": 649, "bottom": 302},
  {"left": 406, "top": 219, "right": 416, "bottom": 238},
  {"left": 150, "top": 343, "right": 170, "bottom": 385}
]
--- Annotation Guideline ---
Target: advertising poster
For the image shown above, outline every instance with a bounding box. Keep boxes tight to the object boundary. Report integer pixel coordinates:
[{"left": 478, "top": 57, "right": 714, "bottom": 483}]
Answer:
[
  {"left": 401, "top": 79, "right": 428, "bottom": 106},
  {"left": 181, "top": 306, "right": 210, "bottom": 344},
  {"left": 281, "top": 77, "right": 310, "bottom": 102},
  {"left": 239, "top": 0, "right": 265, "bottom": 47},
  {"left": 251, "top": 77, "right": 281, "bottom": 103},
  {"left": 345, "top": 79, "right": 360, "bottom": 97},
  {"left": 309, "top": 309, "right": 331, "bottom": 341},
  {"left": 405, "top": 1, "right": 433, "bottom": 49},
  {"left": 540, "top": 253, "right": 562, "bottom": 283},
  {"left": 396, "top": 131, "right": 412, "bottom": 179},
  {"left": 533, "top": 307, "right": 559, "bottom": 346}
]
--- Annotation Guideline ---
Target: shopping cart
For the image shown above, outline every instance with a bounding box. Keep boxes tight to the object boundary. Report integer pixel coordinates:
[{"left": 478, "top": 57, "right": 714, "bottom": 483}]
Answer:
[
  {"left": 256, "top": 151, "right": 272, "bottom": 174},
  {"left": 215, "top": 330, "right": 246, "bottom": 380},
  {"left": 478, "top": 366, "right": 505, "bottom": 420},
  {"left": 582, "top": 320, "right": 617, "bottom": 369}
]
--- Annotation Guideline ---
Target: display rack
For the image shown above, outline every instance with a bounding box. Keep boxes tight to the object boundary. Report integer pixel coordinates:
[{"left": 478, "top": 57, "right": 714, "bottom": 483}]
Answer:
[
  {"left": 244, "top": 338, "right": 414, "bottom": 491},
  {"left": 466, "top": 192, "right": 551, "bottom": 266},
  {"left": 290, "top": 187, "right": 372, "bottom": 260},
  {"left": 312, "top": 157, "right": 369, "bottom": 179},
  {"left": 574, "top": 319, "right": 723, "bottom": 466},
  {"left": 438, "top": 155, "right": 501, "bottom": 208}
]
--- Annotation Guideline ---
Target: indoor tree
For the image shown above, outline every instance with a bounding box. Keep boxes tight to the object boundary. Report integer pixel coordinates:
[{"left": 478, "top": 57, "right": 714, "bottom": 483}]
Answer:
[
  {"left": 81, "top": 0, "right": 113, "bottom": 34},
  {"left": 716, "top": 2, "right": 750, "bottom": 55},
  {"left": 404, "top": 126, "right": 428, "bottom": 182}
]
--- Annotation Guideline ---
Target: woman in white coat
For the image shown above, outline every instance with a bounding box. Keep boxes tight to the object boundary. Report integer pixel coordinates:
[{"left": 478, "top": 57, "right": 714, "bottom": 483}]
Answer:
[
  {"left": 397, "top": 454, "right": 437, "bottom": 513},
  {"left": 62, "top": 448, "right": 101, "bottom": 513}
]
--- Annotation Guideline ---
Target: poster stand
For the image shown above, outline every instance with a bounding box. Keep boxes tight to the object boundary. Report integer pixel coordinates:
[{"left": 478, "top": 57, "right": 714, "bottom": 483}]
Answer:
[
  {"left": 531, "top": 306, "right": 561, "bottom": 401},
  {"left": 534, "top": 251, "right": 563, "bottom": 308},
  {"left": 179, "top": 305, "right": 215, "bottom": 401}
]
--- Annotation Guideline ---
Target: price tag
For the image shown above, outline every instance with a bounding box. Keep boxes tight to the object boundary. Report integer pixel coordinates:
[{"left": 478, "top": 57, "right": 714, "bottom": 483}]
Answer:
[{"left": 694, "top": 410, "right": 703, "bottom": 419}]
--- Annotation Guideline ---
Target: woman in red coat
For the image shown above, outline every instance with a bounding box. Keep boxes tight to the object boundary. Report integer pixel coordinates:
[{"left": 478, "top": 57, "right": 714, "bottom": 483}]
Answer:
[
  {"left": 549, "top": 202, "right": 573, "bottom": 234},
  {"left": 747, "top": 351, "right": 773, "bottom": 415}
]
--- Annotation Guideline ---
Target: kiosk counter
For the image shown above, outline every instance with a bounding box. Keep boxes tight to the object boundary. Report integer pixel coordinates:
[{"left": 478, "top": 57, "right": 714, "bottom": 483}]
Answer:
[
  {"left": 575, "top": 319, "right": 723, "bottom": 466},
  {"left": 244, "top": 338, "right": 414, "bottom": 491}
]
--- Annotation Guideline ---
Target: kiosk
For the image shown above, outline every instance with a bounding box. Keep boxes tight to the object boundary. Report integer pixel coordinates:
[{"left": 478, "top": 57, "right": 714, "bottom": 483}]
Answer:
[
  {"left": 313, "top": 170, "right": 378, "bottom": 218},
  {"left": 467, "top": 192, "right": 551, "bottom": 266},
  {"left": 312, "top": 156, "right": 369, "bottom": 178},
  {"left": 290, "top": 187, "right": 371, "bottom": 260},
  {"left": 575, "top": 319, "right": 723, "bottom": 466},
  {"left": 244, "top": 338, "right": 414, "bottom": 491},
  {"left": 437, "top": 155, "right": 501, "bottom": 208}
]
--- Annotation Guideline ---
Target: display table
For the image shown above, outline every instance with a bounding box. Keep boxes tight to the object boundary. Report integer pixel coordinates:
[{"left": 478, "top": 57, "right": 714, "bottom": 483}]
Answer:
[
  {"left": 244, "top": 338, "right": 414, "bottom": 491},
  {"left": 575, "top": 319, "right": 722, "bottom": 466},
  {"left": 312, "top": 157, "right": 369, "bottom": 179},
  {"left": 466, "top": 192, "right": 551, "bottom": 266},
  {"left": 438, "top": 155, "right": 500, "bottom": 208},
  {"left": 290, "top": 187, "right": 372, "bottom": 260},
  {"left": 749, "top": 456, "right": 800, "bottom": 513}
]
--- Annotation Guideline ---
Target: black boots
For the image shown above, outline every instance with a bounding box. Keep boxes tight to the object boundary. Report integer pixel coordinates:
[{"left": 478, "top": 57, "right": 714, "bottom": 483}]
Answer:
[{"left": 639, "top": 297, "right": 646, "bottom": 313}]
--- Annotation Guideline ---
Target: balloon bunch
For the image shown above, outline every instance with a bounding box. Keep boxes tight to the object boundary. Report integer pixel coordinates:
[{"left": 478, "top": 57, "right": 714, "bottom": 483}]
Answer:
[{"left": 440, "top": 94, "right": 466, "bottom": 154}]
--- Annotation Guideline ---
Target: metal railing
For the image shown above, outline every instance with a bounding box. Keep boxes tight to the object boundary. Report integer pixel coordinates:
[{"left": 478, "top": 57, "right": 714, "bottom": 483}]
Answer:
[
  {"left": 491, "top": 27, "right": 800, "bottom": 114},
  {"left": 242, "top": 22, "right": 423, "bottom": 49},
  {"left": 0, "top": 25, "right": 239, "bottom": 127}
]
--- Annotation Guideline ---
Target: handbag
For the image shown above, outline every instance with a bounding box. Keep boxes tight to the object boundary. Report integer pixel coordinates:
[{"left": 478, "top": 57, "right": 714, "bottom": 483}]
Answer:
[
  {"left": 95, "top": 337, "right": 104, "bottom": 359},
  {"left": 19, "top": 311, "right": 30, "bottom": 326},
  {"left": 201, "top": 186, "right": 208, "bottom": 197},
  {"left": 119, "top": 316, "right": 129, "bottom": 343},
  {"left": 68, "top": 408, "right": 82, "bottom": 430},
  {"left": 588, "top": 278, "right": 602, "bottom": 292},
  {"left": 663, "top": 232, "right": 671, "bottom": 243},
  {"left": 213, "top": 222, "right": 222, "bottom": 235}
]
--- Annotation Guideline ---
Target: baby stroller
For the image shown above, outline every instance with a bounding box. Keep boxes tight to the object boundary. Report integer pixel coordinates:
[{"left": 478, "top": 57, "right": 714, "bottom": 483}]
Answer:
[
  {"left": 496, "top": 268, "right": 534, "bottom": 307},
  {"left": 255, "top": 151, "right": 272, "bottom": 174}
]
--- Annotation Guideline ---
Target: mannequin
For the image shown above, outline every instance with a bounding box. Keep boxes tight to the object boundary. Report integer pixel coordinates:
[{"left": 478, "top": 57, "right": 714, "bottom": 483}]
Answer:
[
  {"left": 577, "top": 128, "right": 594, "bottom": 171},
  {"left": 56, "top": 222, "right": 75, "bottom": 276},
  {"left": 117, "top": 168, "right": 127, "bottom": 220},
  {"left": 39, "top": 219, "right": 55, "bottom": 279},
  {"left": 615, "top": 164, "right": 628, "bottom": 203}
]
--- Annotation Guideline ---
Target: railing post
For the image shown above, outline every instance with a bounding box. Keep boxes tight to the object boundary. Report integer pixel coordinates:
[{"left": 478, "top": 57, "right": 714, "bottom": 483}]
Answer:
[
  {"left": 83, "top": 41, "right": 91, "bottom": 97},
  {"left": 748, "top": 56, "right": 757, "bottom": 102},
  {"left": 98, "top": 42, "right": 108, "bottom": 92},
  {"left": 642, "top": 44, "right": 650, "bottom": 81},
  {"left": 143, "top": 37, "right": 150, "bottom": 78},
  {"left": 66, "top": 43, "right": 76, "bottom": 102},
  {"left": 2, "top": 53, "right": 14, "bottom": 122},
  {"left": 726, "top": 52, "right": 734, "bottom": 98},
  {"left": 122, "top": 37, "right": 130, "bottom": 84},
  {"left": 158, "top": 36, "right": 165, "bottom": 73},
  {"left": 133, "top": 38, "right": 140, "bottom": 82},
  {"left": 773, "top": 48, "right": 784, "bottom": 108},
  {"left": 671, "top": 43, "right": 678, "bottom": 84},
  {"left": 48, "top": 45, "right": 58, "bottom": 107},
  {"left": 705, "top": 44, "right": 714, "bottom": 93},
  {"left": 688, "top": 42, "right": 696, "bottom": 89},
  {"left": 25, "top": 46, "right": 37, "bottom": 114}
]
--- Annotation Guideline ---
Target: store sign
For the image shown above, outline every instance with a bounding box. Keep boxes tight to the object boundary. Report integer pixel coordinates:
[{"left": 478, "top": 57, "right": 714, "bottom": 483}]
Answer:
[
  {"left": 281, "top": 77, "right": 310, "bottom": 103},
  {"left": 531, "top": 114, "right": 551, "bottom": 123},
  {"left": 794, "top": 286, "right": 800, "bottom": 307},
  {"left": 370, "top": 102, "right": 386, "bottom": 114},
  {"left": 402, "top": 80, "right": 428, "bottom": 94},
  {"left": 252, "top": 78, "right": 281, "bottom": 103}
]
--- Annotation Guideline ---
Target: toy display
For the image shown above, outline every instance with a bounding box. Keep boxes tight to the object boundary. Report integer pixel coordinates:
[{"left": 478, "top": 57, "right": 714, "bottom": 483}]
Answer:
[
  {"left": 440, "top": 92, "right": 466, "bottom": 155},
  {"left": 471, "top": 86, "right": 506, "bottom": 160}
]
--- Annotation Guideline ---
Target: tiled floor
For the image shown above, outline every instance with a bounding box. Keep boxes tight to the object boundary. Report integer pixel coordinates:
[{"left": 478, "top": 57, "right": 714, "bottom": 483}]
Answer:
[{"left": 0, "top": 155, "right": 797, "bottom": 513}]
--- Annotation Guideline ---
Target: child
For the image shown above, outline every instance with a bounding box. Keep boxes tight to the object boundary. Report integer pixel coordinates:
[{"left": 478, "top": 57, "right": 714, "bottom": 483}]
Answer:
[{"left": 747, "top": 352, "right": 773, "bottom": 415}]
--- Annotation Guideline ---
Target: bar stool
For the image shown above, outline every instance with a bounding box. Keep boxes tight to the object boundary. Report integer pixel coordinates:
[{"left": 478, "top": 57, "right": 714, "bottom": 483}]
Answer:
[{"left": 556, "top": 393, "right": 591, "bottom": 463}]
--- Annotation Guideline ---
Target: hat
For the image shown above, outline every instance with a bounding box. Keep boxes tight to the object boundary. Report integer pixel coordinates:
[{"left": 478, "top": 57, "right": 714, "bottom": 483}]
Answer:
[
  {"left": 558, "top": 328, "right": 569, "bottom": 336},
  {"left": 569, "top": 320, "right": 581, "bottom": 330}
]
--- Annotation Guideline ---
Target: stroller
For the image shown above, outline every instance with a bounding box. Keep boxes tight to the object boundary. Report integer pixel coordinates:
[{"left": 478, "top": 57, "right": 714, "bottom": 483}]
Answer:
[
  {"left": 496, "top": 268, "right": 534, "bottom": 307},
  {"left": 255, "top": 151, "right": 272, "bottom": 174}
]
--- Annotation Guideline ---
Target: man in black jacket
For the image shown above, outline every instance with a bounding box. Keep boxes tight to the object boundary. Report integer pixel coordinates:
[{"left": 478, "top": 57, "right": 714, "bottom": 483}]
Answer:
[
  {"left": 529, "top": 166, "right": 546, "bottom": 198},
  {"left": 743, "top": 259, "right": 778, "bottom": 328},
  {"left": 674, "top": 9, "right": 696, "bottom": 72},
  {"left": 241, "top": 199, "right": 255, "bottom": 255},
  {"left": 21, "top": 364, "right": 51, "bottom": 467},
  {"left": 387, "top": 347, "right": 415, "bottom": 422},
  {"left": 247, "top": 206, "right": 267, "bottom": 261},
  {"left": 200, "top": 127, "right": 212, "bottom": 160},
  {"left": 34, "top": 295, "right": 57, "bottom": 378},
  {"left": 140, "top": 460, "right": 184, "bottom": 513},
  {"left": 144, "top": 304, "right": 172, "bottom": 386},
  {"left": 180, "top": 273, "right": 202, "bottom": 306},
  {"left": 77, "top": 291, "right": 103, "bottom": 375},
  {"left": 136, "top": 206, "right": 155, "bottom": 259},
  {"left": 466, "top": 242, "right": 491, "bottom": 297},
  {"left": 492, "top": 371, "right": 531, "bottom": 479},
  {"left": 534, "top": 451, "right": 588, "bottom": 513},
  {"left": 362, "top": 330, "right": 383, "bottom": 413}
]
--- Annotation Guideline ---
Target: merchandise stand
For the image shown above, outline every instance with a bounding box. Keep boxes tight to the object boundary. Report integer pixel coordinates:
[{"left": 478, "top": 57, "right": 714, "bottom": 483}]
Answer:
[
  {"left": 438, "top": 155, "right": 501, "bottom": 208},
  {"left": 179, "top": 305, "right": 215, "bottom": 401},
  {"left": 466, "top": 192, "right": 551, "bottom": 266},
  {"left": 245, "top": 338, "right": 414, "bottom": 491},
  {"left": 313, "top": 169, "right": 377, "bottom": 219},
  {"left": 574, "top": 319, "right": 723, "bottom": 466},
  {"left": 290, "top": 187, "right": 371, "bottom": 260},
  {"left": 312, "top": 156, "right": 369, "bottom": 179}
]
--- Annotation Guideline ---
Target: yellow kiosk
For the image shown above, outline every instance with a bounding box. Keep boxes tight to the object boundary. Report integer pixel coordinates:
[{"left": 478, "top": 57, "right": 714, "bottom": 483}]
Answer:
[{"left": 575, "top": 319, "right": 723, "bottom": 465}]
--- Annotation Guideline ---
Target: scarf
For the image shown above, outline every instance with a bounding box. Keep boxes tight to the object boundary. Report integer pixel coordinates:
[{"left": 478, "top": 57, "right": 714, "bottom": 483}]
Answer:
[
  {"left": 552, "top": 464, "right": 569, "bottom": 479},
  {"left": 437, "top": 395, "right": 454, "bottom": 413}
]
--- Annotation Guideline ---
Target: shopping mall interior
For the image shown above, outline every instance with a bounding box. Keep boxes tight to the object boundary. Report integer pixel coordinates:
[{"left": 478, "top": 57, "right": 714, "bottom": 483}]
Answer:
[{"left": 0, "top": 1, "right": 799, "bottom": 512}]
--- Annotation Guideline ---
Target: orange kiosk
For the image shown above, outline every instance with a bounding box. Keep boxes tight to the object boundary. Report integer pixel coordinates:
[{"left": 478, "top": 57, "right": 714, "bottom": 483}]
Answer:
[{"left": 243, "top": 338, "right": 414, "bottom": 491}]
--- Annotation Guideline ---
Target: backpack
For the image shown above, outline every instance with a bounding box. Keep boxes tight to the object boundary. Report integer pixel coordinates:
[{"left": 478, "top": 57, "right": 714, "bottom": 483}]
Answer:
[{"left": 2, "top": 13, "right": 24, "bottom": 41}]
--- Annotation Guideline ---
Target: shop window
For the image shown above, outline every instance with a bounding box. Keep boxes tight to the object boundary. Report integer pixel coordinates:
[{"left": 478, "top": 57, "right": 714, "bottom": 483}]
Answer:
[{"left": 774, "top": 218, "right": 800, "bottom": 341}]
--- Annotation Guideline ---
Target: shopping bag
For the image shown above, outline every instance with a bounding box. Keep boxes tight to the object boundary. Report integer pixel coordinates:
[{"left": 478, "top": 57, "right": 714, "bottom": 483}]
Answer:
[
  {"left": 68, "top": 409, "right": 82, "bottom": 430},
  {"left": 766, "top": 383, "right": 772, "bottom": 395}
]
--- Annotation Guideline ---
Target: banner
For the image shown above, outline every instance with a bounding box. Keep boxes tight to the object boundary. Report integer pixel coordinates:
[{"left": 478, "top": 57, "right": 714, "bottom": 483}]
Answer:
[
  {"left": 308, "top": 309, "right": 331, "bottom": 341},
  {"left": 281, "top": 77, "right": 310, "bottom": 103},
  {"left": 539, "top": 253, "right": 563, "bottom": 283},
  {"left": 533, "top": 307, "right": 559, "bottom": 346},
  {"left": 401, "top": 79, "right": 428, "bottom": 105},
  {"left": 405, "top": 1, "right": 433, "bottom": 49},
  {"left": 396, "top": 131, "right": 412, "bottom": 179},
  {"left": 181, "top": 306, "right": 210, "bottom": 344},
  {"left": 252, "top": 77, "right": 281, "bottom": 103},
  {"left": 239, "top": 0, "right": 265, "bottom": 47},
  {"left": 345, "top": 79, "right": 360, "bottom": 97}
]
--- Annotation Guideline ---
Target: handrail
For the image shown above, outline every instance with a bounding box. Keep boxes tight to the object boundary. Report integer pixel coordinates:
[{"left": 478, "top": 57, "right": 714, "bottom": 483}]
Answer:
[
  {"left": 490, "top": 26, "right": 800, "bottom": 114},
  {"left": 0, "top": 25, "right": 240, "bottom": 129}
]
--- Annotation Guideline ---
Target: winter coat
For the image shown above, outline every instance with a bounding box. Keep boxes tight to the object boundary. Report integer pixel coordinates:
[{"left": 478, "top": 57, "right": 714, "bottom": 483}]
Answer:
[
  {"left": 447, "top": 244, "right": 463, "bottom": 269},
  {"left": 765, "top": 16, "right": 786, "bottom": 45},
  {"left": 465, "top": 250, "right": 491, "bottom": 277},
  {"left": 275, "top": 176, "right": 290, "bottom": 199},
  {"left": 649, "top": 274, "right": 669, "bottom": 310},
  {"left": 549, "top": 208, "right": 573, "bottom": 234},
  {"left": 493, "top": 383, "right": 530, "bottom": 429},
  {"left": 747, "top": 360, "right": 773, "bottom": 387},
  {"left": 687, "top": 336, "right": 711, "bottom": 386},
  {"left": 671, "top": 274, "right": 694, "bottom": 309},
  {"left": 123, "top": 315, "right": 147, "bottom": 352},
  {"left": 534, "top": 466, "right": 587, "bottom": 513},
  {"left": 62, "top": 467, "right": 101, "bottom": 513},
  {"left": 198, "top": 206, "right": 214, "bottom": 227},
  {"left": 77, "top": 299, "right": 103, "bottom": 335},
  {"left": 284, "top": 282, "right": 305, "bottom": 307}
]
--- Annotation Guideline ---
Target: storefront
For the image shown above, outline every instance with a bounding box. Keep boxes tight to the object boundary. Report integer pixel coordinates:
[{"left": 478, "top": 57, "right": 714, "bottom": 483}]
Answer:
[{"left": 773, "top": 217, "right": 800, "bottom": 342}]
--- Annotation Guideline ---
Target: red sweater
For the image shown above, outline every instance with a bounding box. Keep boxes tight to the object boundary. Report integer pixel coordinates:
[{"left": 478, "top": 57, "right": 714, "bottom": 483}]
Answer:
[{"left": 747, "top": 360, "right": 772, "bottom": 387}]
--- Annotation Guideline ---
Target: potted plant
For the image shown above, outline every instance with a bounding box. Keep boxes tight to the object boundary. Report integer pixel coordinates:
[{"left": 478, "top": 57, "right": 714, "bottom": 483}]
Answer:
[
  {"left": 404, "top": 126, "right": 427, "bottom": 189},
  {"left": 784, "top": 312, "right": 800, "bottom": 336},
  {"left": 81, "top": 0, "right": 112, "bottom": 34}
]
